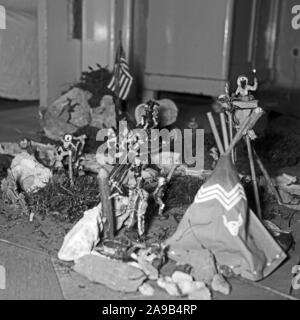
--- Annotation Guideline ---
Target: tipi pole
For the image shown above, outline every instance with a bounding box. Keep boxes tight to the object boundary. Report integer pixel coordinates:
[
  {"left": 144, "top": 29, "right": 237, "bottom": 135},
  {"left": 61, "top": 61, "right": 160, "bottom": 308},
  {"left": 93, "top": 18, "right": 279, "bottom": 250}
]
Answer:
[
  {"left": 253, "top": 148, "right": 282, "bottom": 205},
  {"left": 207, "top": 112, "right": 225, "bottom": 155},
  {"left": 246, "top": 135, "right": 262, "bottom": 220},
  {"left": 220, "top": 112, "right": 229, "bottom": 150}
]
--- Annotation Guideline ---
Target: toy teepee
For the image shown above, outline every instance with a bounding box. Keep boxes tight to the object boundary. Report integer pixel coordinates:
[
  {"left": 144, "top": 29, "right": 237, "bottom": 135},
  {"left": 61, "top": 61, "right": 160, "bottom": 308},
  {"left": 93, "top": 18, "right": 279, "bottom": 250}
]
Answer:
[{"left": 166, "top": 110, "right": 286, "bottom": 281}]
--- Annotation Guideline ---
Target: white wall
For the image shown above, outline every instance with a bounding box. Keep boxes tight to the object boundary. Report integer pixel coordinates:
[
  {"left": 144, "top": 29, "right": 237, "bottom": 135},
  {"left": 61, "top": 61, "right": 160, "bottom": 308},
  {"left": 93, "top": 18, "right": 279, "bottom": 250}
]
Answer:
[
  {"left": 39, "top": 0, "right": 81, "bottom": 109},
  {"left": 82, "top": 0, "right": 115, "bottom": 71},
  {"left": 0, "top": 0, "right": 39, "bottom": 100},
  {"left": 0, "top": 0, "right": 37, "bottom": 14},
  {"left": 39, "top": 0, "right": 125, "bottom": 109}
]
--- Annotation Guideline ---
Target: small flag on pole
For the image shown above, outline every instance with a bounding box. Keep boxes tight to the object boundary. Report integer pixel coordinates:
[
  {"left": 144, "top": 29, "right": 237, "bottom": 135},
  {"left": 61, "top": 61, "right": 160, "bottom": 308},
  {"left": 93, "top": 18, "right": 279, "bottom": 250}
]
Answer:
[{"left": 107, "top": 45, "right": 133, "bottom": 100}]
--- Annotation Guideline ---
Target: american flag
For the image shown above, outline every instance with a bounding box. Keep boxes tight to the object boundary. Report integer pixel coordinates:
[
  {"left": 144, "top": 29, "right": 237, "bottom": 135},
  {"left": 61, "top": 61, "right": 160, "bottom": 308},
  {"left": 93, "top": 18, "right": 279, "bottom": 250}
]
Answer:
[
  {"left": 166, "top": 155, "right": 286, "bottom": 281},
  {"left": 107, "top": 45, "right": 133, "bottom": 100}
]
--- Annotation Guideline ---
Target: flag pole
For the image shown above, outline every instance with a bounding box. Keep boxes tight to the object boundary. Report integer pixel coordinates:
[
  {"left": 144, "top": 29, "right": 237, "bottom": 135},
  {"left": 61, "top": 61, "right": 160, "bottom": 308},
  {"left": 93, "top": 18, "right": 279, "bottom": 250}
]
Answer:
[{"left": 115, "top": 31, "right": 123, "bottom": 128}]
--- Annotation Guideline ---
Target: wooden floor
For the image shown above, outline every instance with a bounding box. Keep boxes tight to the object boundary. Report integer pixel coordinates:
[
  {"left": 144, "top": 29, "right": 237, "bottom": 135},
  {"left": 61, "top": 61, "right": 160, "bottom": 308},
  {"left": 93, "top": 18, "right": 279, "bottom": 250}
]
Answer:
[{"left": 0, "top": 240, "right": 63, "bottom": 300}]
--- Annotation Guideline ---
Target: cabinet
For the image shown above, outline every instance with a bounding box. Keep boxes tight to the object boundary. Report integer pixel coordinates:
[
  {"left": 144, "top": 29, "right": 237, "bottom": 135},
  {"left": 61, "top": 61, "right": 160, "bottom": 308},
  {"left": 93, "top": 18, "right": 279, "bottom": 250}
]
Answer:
[{"left": 143, "top": 0, "right": 235, "bottom": 97}]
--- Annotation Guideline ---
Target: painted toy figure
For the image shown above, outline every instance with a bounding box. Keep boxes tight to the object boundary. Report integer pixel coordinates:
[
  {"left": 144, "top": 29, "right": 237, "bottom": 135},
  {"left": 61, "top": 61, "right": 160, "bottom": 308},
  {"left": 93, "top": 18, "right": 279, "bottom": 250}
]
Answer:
[
  {"left": 125, "top": 158, "right": 149, "bottom": 237},
  {"left": 59, "top": 133, "right": 87, "bottom": 160},
  {"left": 153, "top": 176, "right": 167, "bottom": 216},
  {"left": 215, "top": 70, "right": 260, "bottom": 142},
  {"left": 235, "top": 69, "right": 258, "bottom": 102},
  {"left": 209, "top": 147, "right": 219, "bottom": 169},
  {"left": 153, "top": 164, "right": 178, "bottom": 218},
  {"left": 99, "top": 100, "right": 175, "bottom": 239},
  {"left": 1, "top": 169, "right": 28, "bottom": 215},
  {"left": 213, "top": 71, "right": 282, "bottom": 221},
  {"left": 106, "top": 128, "right": 117, "bottom": 151},
  {"left": 136, "top": 100, "right": 160, "bottom": 130},
  {"left": 57, "top": 133, "right": 87, "bottom": 184}
]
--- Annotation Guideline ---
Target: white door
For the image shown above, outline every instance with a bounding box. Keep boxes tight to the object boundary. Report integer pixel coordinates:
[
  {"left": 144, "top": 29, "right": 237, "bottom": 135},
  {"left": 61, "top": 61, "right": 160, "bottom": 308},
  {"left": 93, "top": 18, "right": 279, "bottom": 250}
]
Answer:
[
  {"left": 38, "top": 0, "right": 81, "bottom": 108},
  {"left": 81, "top": 0, "right": 115, "bottom": 71}
]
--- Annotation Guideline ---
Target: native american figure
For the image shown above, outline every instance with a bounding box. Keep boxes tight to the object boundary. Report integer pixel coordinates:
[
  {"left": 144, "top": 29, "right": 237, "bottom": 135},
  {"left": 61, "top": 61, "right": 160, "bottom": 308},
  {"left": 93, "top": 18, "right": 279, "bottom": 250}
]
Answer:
[
  {"left": 153, "top": 176, "right": 167, "bottom": 216},
  {"left": 125, "top": 159, "right": 149, "bottom": 237},
  {"left": 235, "top": 74, "right": 258, "bottom": 102},
  {"left": 99, "top": 100, "right": 175, "bottom": 239},
  {"left": 136, "top": 100, "right": 160, "bottom": 130}
]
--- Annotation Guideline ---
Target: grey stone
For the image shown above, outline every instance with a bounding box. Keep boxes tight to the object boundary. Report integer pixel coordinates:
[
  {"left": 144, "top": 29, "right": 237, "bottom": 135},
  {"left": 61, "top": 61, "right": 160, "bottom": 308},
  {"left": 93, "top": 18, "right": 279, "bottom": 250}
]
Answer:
[
  {"left": 74, "top": 254, "right": 146, "bottom": 293},
  {"left": 211, "top": 274, "right": 231, "bottom": 295},
  {"left": 157, "top": 99, "right": 178, "bottom": 127},
  {"left": 90, "top": 95, "right": 117, "bottom": 129},
  {"left": 11, "top": 152, "right": 52, "bottom": 193},
  {"left": 168, "top": 248, "right": 217, "bottom": 283},
  {"left": 42, "top": 88, "right": 92, "bottom": 140}
]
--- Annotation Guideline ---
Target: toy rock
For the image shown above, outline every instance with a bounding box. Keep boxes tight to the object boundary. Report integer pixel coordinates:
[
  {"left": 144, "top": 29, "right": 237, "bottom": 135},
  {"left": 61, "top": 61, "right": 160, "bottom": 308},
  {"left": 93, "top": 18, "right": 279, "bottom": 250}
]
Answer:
[
  {"left": 157, "top": 276, "right": 181, "bottom": 296},
  {"left": 0, "top": 142, "right": 23, "bottom": 157},
  {"left": 188, "top": 286, "right": 212, "bottom": 300},
  {"left": 20, "top": 139, "right": 61, "bottom": 168},
  {"left": 172, "top": 271, "right": 193, "bottom": 285},
  {"left": 139, "top": 283, "right": 155, "bottom": 296},
  {"left": 42, "top": 88, "right": 92, "bottom": 140},
  {"left": 90, "top": 95, "right": 117, "bottom": 129},
  {"left": 172, "top": 271, "right": 207, "bottom": 295},
  {"left": 11, "top": 152, "right": 52, "bottom": 193},
  {"left": 58, "top": 204, "right": 103, "bottom": 262},
  {"left": 211, "top": 274, "right": 231, "bottom": 295},
  {"left": 168, "top": 248, "right": 217, "bottom": 283},
  {"left": 74, "top": 254, "right": 146, "bottom": 293},
  {"left": 131, "top": 252, "right": 159, "bottom": 280},
  {"left": 1, "top": 169, "right": 28, "bottom": 215}
]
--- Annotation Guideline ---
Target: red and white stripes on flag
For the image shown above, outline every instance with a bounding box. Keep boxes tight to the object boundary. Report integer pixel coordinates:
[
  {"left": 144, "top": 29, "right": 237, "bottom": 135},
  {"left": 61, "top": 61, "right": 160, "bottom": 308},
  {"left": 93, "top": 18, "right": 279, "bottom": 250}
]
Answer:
[{"left": 107, "top": 48, "right": 133, "bottom": 100}]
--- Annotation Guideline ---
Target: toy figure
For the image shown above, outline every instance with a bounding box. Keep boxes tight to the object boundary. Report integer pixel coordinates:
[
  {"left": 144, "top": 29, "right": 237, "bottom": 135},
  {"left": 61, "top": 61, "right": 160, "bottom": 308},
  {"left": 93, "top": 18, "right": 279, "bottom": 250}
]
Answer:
[
  {"left": 126, "top": 158, "right": 149, "bottom": 237},
  {"left": 99, "top": 100, "right": 175, "bottom": 239},
  {"left": 153, "top": 176, "right": 167, "bottom": 216},
  {"left": 137, "top": 100, "right": 160, "bottom": 130},
  {"left": 209, "top": 147, "right": 219, "bottom": 169},
  {"left": 214, "top": 71, "right": 259, "bottom": 141},
  {"left": 1, "top": 169, "right": 28, "bottom": 215},
  {"left": 153, "top": 164, "right": 178, "bottom": 217},
  {"left": 108, "top": 128, "right": 143, "bottom": 196},
  {"left": 107, "top": 128, "right": 117, "bottom": 151},
  {"left": 235, "top": 70, "right": 258, "bottom": 101},
  {"left": 59, "top": 133, "right": 86, "bottom": 159},
  {"left": 57, "top": 133, "right": 87, "bottom": 184}
]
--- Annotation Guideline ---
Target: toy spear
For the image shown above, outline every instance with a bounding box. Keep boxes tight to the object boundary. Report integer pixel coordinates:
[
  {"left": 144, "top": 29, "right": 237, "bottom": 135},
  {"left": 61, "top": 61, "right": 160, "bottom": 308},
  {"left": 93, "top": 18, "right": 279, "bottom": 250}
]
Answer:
[
  {"left": 98, "top": 168, "right": 115, "bottom": 239},
  {"left": 114, "top": 31, "right": 123, "bottom": 128},
  {"left": 68, "top": 149, "right": 74, "bottom": 186}
]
